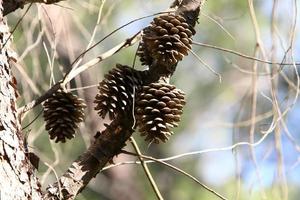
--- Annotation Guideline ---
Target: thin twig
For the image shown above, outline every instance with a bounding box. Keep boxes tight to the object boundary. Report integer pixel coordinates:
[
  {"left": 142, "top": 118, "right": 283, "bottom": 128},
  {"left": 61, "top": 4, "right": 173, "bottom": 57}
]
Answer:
[
  {"left": 188, "top": 48, "right": 222, "bottom": 82},
  {"left": 2, "top": 3, "right": 33, "bottom": 49},
  {"left": 192, "top": 41, "right": 300, "bottom": 66},
  {"left": 68, "top": 84, "right": 98, "bottom": 92},
  {"left": 12, "top": 61, "right": 41, "bottom": 95},
  {"left": 71, "top": 0, "right": 107, "bottom": 69},
  {"left": 248, "top": 46, "right": 266, "bottom": 199},
  {"left": 103, "top": 129, "right": 271, "bottom": 170},
  {"left": 70, "top": 11, "right": 174, "bottom": 70},
  {"left": 43, "top": 161, "right": 62, "bottom": 199},
  {"left": 42, "top": 41, "right": 56, "bottom": 85},
  {"left": 63, "top": 31, "right": 142, "bottom": 84},
  {"left": 202, "top": 12, "right": 235, "bottom": 42},
  {"left": 17, "top": 82, "right": 62, "bottom": 119},
  {"left": 22, "top": 109, "right": 43, "bottom": 130},
  {"left": 121, "top": 150, "right": 227, "bottom": 200},
  {"left": 149, "top": 35, "right": 222, "bottom": 81},
  {"left": 130, "top": 138, "right": 163, "bottom": 200},
  {"left": 19, "top": 29, "right": 45, "bottom": 61}
]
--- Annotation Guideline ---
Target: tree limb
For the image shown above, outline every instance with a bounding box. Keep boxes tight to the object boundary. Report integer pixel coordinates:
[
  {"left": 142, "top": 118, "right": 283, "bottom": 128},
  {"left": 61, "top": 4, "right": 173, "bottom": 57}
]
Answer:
[{"left": 43, "top": 116, "right": 135, "bottom": 200}]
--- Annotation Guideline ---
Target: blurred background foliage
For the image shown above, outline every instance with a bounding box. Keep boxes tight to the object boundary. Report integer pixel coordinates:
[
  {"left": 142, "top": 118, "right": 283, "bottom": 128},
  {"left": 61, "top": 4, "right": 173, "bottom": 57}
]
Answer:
[{"left": 7, "top": 0, "right": 300, "bottom": 199}]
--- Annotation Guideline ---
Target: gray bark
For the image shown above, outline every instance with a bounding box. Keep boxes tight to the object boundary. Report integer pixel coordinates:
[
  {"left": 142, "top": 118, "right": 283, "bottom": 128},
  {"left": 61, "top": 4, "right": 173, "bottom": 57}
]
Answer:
[{"left": 0, "top": 2, "right": 42, "bottom": 199}]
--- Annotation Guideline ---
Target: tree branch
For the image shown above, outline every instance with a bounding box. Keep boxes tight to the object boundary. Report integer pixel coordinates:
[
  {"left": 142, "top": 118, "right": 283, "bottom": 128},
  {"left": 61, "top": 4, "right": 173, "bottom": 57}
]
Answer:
[
  {"left": 43, "top": 116, "right": 135, "bottom": 199},
  {"left": 3, "top": 0, "right": 63, "bottom": 15}
]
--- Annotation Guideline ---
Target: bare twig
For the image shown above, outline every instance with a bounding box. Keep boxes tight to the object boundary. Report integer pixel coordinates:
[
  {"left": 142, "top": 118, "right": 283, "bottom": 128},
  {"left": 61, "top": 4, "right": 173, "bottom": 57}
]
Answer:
[
  {"left": 147, "top": 35, "right": 223, "bottom": 81},
  {"left": 70, "top": 0, "right": 106, "bottom": 69},
  {"left": 103, "top": 130, "right": 271, "bottom": 171},
  {"left": 130, "top": 137, "right": 163, "bottom": 200},
  {"left": 120, "top": 150, "right": 228, "bottom": 200},
  {"left": 2, "top": 3, "right": 33, "bottom": 49},
  {"left": 21, "top": 109, "right": 43, "bottom": 130},
  {"left": 188, "top": 48, "right": 222, "bottom": 82},
  {"left": 63, "top": 31, "right": 142, "bottom": 84},
  {"left": 68, "top": 84, "right": 98, "bottom": 92},
  {"left": 12, "top": 61, "right": 41, "bottom": 95},
  {"left": 202, "top": 12, "right": 235, "bottom": 41},
  {"left": 18, "top": 29, "right": 45, "bottom": 61},
  {"left": 70, "top": 11, "right": 174, "bottom": 70},
  {"left": 248, "top": 46, "right": 266, "bottom": 199},
  {"left": 17, "top": 81, "right": 62, "bottom": 119},
  {"left": 192, "top": 41, "right": 300, "bottom": 66}
]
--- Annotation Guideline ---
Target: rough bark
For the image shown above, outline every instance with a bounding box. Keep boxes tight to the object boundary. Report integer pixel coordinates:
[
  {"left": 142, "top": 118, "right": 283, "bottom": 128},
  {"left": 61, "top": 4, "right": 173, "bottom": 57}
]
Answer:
[
  {"left": 44, "top": 117, "right": 135, "bottom": 199},
  {"left": 0, "top": 2, "right": 42, "bottom": 199}
]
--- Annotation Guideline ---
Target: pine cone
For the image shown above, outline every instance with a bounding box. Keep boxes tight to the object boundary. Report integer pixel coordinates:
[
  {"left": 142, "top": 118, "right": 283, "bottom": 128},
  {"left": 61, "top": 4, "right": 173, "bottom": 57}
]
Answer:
[
  {"left": 43, "top": 90, "right": 86, "bottom": 143},
  {"left": 135, "top": 82, "right": 186, "bottom": 143},
  {"left": 137, "top": 13, "right": 196, "bottom": 67},
  {"left": 94, "top": 64, "right": 144, "bottom": 120}
]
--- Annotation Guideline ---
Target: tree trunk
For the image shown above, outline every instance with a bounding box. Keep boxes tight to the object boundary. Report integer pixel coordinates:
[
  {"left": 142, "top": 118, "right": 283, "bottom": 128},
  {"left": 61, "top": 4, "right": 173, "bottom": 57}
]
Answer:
[{"left": 0, "top": 2, "right": 42, "bottom": 199}]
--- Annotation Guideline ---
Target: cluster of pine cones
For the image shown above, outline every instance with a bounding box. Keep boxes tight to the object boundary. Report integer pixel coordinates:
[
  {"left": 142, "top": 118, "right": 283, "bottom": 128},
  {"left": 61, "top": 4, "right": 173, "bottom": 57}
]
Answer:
[
  {"left": 43, "top": 12, "right": 196, "bottom": 144},
  {"left": 94, "top": 12, "right": 195, "bottom": 143}
]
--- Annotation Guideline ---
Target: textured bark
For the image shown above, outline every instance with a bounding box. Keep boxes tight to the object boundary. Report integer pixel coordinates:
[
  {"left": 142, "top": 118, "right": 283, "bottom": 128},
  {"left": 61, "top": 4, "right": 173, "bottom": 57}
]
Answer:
[
  {"left": 44, "top": 117, "right": 135, "bottom": 200},
  {"left": 0, "top": 2, "right": 42, "bottom": 199}
]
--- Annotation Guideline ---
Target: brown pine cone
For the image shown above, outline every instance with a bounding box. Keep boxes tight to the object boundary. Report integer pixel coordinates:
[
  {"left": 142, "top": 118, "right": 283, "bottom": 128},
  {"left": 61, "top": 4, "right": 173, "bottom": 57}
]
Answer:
[
  {"left": 43, "top": 90, "right": 86, "bottom": 143},
  {"left": 137, "top": 13, "right": 196, "bottom": 67},
  {"left": 135, "top": 82, "right": 186, "bottom": 143},
  {"left": 94, "top": 64, "right": 144, "bottom": 120}
]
